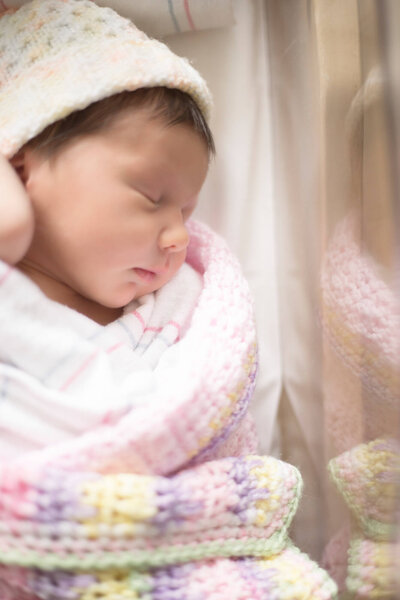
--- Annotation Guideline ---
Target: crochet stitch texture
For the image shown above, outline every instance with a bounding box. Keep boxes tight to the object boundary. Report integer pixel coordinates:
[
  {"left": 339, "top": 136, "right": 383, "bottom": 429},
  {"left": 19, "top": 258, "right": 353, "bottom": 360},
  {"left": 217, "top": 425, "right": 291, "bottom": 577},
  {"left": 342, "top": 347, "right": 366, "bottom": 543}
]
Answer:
[
  {"left": 0, "top": 222, "right": 337, "bottom": 599},
  {"left": 322, "top": 215, "right": 400, "bottom": 598},
  {"left": 0, "top": 0, "right": 212, "bottom": 158},
  {"left": 320, "top": 215, "right": 400, "bottom": 453},
  {"left": 0, "top": 1, "right": 337, "bottom": 595},
  {"left": 329, "top": 439, "right": 400, "bottom": 599}
]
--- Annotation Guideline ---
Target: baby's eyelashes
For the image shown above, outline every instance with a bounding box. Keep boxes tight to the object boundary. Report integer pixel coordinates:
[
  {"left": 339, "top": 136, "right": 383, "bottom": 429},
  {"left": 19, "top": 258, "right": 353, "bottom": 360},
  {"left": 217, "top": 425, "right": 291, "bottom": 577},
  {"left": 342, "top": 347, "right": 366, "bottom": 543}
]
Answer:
[{"left": 145, "top": 194, "right": 160, "bottom": 205}]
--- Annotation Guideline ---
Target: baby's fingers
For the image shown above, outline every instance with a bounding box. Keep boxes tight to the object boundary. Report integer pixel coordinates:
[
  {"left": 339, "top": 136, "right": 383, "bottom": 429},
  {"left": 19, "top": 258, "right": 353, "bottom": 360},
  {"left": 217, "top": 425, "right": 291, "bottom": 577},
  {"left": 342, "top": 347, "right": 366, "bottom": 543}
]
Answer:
[{"left": 0, "top": 153, "right": 34, "bottom": 264}]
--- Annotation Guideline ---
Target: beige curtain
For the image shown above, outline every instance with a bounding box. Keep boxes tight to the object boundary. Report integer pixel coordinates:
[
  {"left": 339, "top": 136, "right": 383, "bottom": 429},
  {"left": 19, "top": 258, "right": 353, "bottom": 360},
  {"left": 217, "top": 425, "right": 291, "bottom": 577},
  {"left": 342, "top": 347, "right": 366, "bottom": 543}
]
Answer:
[{"left": 266, "top": 1, "right": 400, "bottom": 596}]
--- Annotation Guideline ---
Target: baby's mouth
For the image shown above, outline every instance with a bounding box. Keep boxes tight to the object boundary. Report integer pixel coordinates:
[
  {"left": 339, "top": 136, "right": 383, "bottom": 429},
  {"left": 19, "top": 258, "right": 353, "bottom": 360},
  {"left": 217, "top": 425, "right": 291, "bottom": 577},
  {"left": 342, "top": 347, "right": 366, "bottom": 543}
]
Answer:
[{"left": 133, "top": 267, "right": 157, "bottom": 282}]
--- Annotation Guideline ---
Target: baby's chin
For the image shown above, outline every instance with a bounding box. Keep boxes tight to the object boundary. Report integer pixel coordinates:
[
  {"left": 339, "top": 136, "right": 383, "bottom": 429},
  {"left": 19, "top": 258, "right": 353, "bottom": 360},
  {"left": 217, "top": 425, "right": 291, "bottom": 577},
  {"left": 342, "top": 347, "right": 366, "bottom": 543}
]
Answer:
[{"left": 98, "top": 280, "right": 169, "bottom": 308}]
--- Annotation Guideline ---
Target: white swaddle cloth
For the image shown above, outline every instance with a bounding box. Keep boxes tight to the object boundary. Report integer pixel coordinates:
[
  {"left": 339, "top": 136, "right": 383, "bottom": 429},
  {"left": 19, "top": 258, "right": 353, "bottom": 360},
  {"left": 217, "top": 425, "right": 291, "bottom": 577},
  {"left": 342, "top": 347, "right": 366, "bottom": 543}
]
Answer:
[{"left": 0, "top": 255, "right": 202, "bottom": 458}]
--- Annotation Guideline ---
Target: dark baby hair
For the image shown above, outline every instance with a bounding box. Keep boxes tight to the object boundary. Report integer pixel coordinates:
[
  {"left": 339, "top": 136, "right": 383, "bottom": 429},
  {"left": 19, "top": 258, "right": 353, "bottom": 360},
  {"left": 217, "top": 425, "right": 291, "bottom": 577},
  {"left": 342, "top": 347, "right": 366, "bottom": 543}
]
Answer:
[{"left": 24, "top": 86, "right": 215, "bottom": 158}]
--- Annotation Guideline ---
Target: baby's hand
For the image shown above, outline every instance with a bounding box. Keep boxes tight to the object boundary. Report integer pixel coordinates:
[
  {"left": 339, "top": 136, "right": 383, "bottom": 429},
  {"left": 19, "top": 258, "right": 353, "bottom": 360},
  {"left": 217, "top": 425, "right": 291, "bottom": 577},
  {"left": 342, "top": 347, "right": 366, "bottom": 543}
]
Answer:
[{"left": 0, "top": 153, "right": 34, "bottom": 264}]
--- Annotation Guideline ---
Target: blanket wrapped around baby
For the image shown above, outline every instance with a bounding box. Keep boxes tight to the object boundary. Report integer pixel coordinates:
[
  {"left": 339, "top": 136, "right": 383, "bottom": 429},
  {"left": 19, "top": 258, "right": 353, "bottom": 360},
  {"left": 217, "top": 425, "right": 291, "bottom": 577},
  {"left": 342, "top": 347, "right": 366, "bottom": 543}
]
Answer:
[{"left": 0, "top": 220, "right": 336, "bottom": 599}]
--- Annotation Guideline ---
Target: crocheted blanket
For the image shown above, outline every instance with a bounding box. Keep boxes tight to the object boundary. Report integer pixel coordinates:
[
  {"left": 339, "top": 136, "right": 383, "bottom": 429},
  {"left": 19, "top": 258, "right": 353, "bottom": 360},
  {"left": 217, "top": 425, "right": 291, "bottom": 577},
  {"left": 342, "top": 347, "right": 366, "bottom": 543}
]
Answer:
[
  {"left": 329, "top": 438, "right": 400, "bottom": 599},
  {"left": 321, "top": 215, "right": 400, "bottom": 597},
  {"left": 320, "top": 213, "right": 400, "bottom": 454},
  {"left": 0, "top": 221, "right": 336, "bottom": 599}
]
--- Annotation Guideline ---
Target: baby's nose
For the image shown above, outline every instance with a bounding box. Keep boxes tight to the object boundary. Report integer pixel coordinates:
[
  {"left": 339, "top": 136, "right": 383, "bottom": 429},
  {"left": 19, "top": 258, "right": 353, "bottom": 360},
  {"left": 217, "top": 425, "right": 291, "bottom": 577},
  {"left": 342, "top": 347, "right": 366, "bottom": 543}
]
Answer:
[{"left": 159, "top": 221, "right": 189, "bottom": 253}]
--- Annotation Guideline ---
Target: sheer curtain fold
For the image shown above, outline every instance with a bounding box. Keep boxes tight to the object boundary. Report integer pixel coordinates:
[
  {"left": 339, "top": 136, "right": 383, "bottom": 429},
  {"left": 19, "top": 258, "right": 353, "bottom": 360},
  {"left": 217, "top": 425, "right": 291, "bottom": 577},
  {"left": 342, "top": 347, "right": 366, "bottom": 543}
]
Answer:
[{"left": 268, "top": 5, "right": 400, "bottom": 599}]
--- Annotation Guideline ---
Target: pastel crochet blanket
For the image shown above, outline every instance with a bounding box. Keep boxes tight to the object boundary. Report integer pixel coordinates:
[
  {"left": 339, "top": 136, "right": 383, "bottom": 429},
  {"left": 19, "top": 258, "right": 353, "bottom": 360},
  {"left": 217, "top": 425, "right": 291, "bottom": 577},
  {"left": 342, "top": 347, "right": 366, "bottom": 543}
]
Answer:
[
  {"left": 320, "top": 213, "right": 400, "bottom": 454},
  {"left": 320, "top": 214, "right": 400, "bottom": 597},
  {"left": 0, "top": 221, "right": 336, "bottom": 599},
  {"left": 329, "top": 438, "right": 400, "bottom": 599}
]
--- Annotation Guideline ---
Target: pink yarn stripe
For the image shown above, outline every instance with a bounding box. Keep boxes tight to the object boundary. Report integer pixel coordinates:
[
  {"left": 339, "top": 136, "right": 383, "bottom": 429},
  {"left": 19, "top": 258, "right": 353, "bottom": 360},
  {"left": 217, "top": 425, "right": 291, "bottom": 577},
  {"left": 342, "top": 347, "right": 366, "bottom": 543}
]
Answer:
[
  {"left": 59, "top": 351, "right": 99, "bottom": 391},
  {"left": 0, "top": 266, "right": 12, "bottom": 286},
  {"left": 184, "top": 0, "right": 196, "bottom": 30}
]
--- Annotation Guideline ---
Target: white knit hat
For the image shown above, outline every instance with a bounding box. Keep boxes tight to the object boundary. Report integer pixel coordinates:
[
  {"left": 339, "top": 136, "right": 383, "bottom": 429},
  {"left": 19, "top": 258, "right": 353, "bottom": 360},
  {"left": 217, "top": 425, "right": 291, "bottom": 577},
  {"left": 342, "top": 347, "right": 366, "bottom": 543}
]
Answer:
[{"left": 0, "top": 0, "right": 212, "bottom": 158}]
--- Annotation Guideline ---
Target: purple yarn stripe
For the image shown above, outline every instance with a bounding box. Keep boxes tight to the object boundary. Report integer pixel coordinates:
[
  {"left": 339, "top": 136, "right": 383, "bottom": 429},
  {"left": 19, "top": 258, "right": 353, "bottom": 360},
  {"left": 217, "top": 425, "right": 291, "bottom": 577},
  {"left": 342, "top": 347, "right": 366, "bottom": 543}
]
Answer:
[
  {"left": 151, "top": 564, "right": 195, "bottom": 600},
  {"left": 187, "top": 359, "right": 258, "bottom": 467},
  {"left": 229, "top": 458, "right": 270, "bottom": 519},
  {"left": 236, "top": 557, "right": 279, "bottom": 597},
  {"left": 152, "top": 476, "right": 203, "bottom": 529}
]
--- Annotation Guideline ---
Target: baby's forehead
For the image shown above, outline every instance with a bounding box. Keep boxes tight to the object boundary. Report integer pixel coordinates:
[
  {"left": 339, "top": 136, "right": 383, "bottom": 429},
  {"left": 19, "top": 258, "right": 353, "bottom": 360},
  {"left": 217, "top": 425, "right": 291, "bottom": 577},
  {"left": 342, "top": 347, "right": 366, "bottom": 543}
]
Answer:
[{"left": 102, "top": 109, "right": 208, "bottom": 155}]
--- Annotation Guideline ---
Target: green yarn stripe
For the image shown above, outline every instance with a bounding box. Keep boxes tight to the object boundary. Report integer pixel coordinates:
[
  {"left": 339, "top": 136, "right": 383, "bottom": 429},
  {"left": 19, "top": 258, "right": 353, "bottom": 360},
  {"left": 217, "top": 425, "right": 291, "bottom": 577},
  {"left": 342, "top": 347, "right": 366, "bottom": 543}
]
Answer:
[{"left": 0, "top": 533, "right": 289, "bottom": 571}]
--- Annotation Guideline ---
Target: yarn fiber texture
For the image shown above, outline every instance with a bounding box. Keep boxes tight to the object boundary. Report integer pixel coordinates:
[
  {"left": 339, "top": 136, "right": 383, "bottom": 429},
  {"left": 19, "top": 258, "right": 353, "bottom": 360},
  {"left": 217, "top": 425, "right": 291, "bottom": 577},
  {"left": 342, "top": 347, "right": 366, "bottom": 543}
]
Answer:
[
  {"left": 0, "top": 0, "right": 212, "bottom": 158},
  {"left": 328, "top": 438, "right": 400, "bottom": 542},
  {"left": 321, "top": 214, "right": 400, "bottom": 598},
  {"left": 329, "top": 439, "right": 400, "bottom": 598},
  {"left": 0, "top": 547, "right": 337, "bottom": 600},
  {"left": 346, "top": 537, "right": 398, "bottom": 599},
  {"left": 0, "top": 220, "right": 337, "bottom": 599},
  {"left": 320, "top": 214, "right": 400, "bottom": 454}
]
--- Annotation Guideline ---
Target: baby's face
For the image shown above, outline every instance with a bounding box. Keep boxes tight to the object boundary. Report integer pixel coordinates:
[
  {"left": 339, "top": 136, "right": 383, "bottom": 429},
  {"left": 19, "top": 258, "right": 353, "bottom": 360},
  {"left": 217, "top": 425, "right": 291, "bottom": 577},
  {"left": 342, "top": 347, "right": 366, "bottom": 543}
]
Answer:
[{"left": 22, "top": 109, "right": 209, "bottom": 309}]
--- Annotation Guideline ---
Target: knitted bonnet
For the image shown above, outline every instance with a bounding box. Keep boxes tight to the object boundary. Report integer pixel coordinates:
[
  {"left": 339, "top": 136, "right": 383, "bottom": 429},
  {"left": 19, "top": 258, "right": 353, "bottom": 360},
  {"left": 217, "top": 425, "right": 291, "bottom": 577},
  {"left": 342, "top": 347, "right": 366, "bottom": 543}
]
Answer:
[{"left": 0, "top": 0, "right": 212, "bottom": 159}]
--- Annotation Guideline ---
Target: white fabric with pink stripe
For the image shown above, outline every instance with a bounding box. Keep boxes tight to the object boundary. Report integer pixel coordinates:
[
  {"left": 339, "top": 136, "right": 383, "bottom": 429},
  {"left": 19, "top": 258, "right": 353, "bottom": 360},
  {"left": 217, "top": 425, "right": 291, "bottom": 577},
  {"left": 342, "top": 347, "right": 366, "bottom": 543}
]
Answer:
[
  {"left": 0, "top": 242, "right": 202, "bottom": 459},
  {"left": 0, "top": 1, "right": 235, "bottom": 37}
]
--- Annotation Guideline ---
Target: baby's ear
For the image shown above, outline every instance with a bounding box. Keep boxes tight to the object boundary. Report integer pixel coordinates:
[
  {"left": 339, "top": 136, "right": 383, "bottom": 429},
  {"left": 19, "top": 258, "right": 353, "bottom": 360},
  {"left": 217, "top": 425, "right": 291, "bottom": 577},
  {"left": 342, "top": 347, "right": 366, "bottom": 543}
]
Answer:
[
  {"left": 10, "top": 150, "right": 28, "bottom": 183},
  {"left": 10, "top": 148, "right": 41, "bottom": 186}
]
